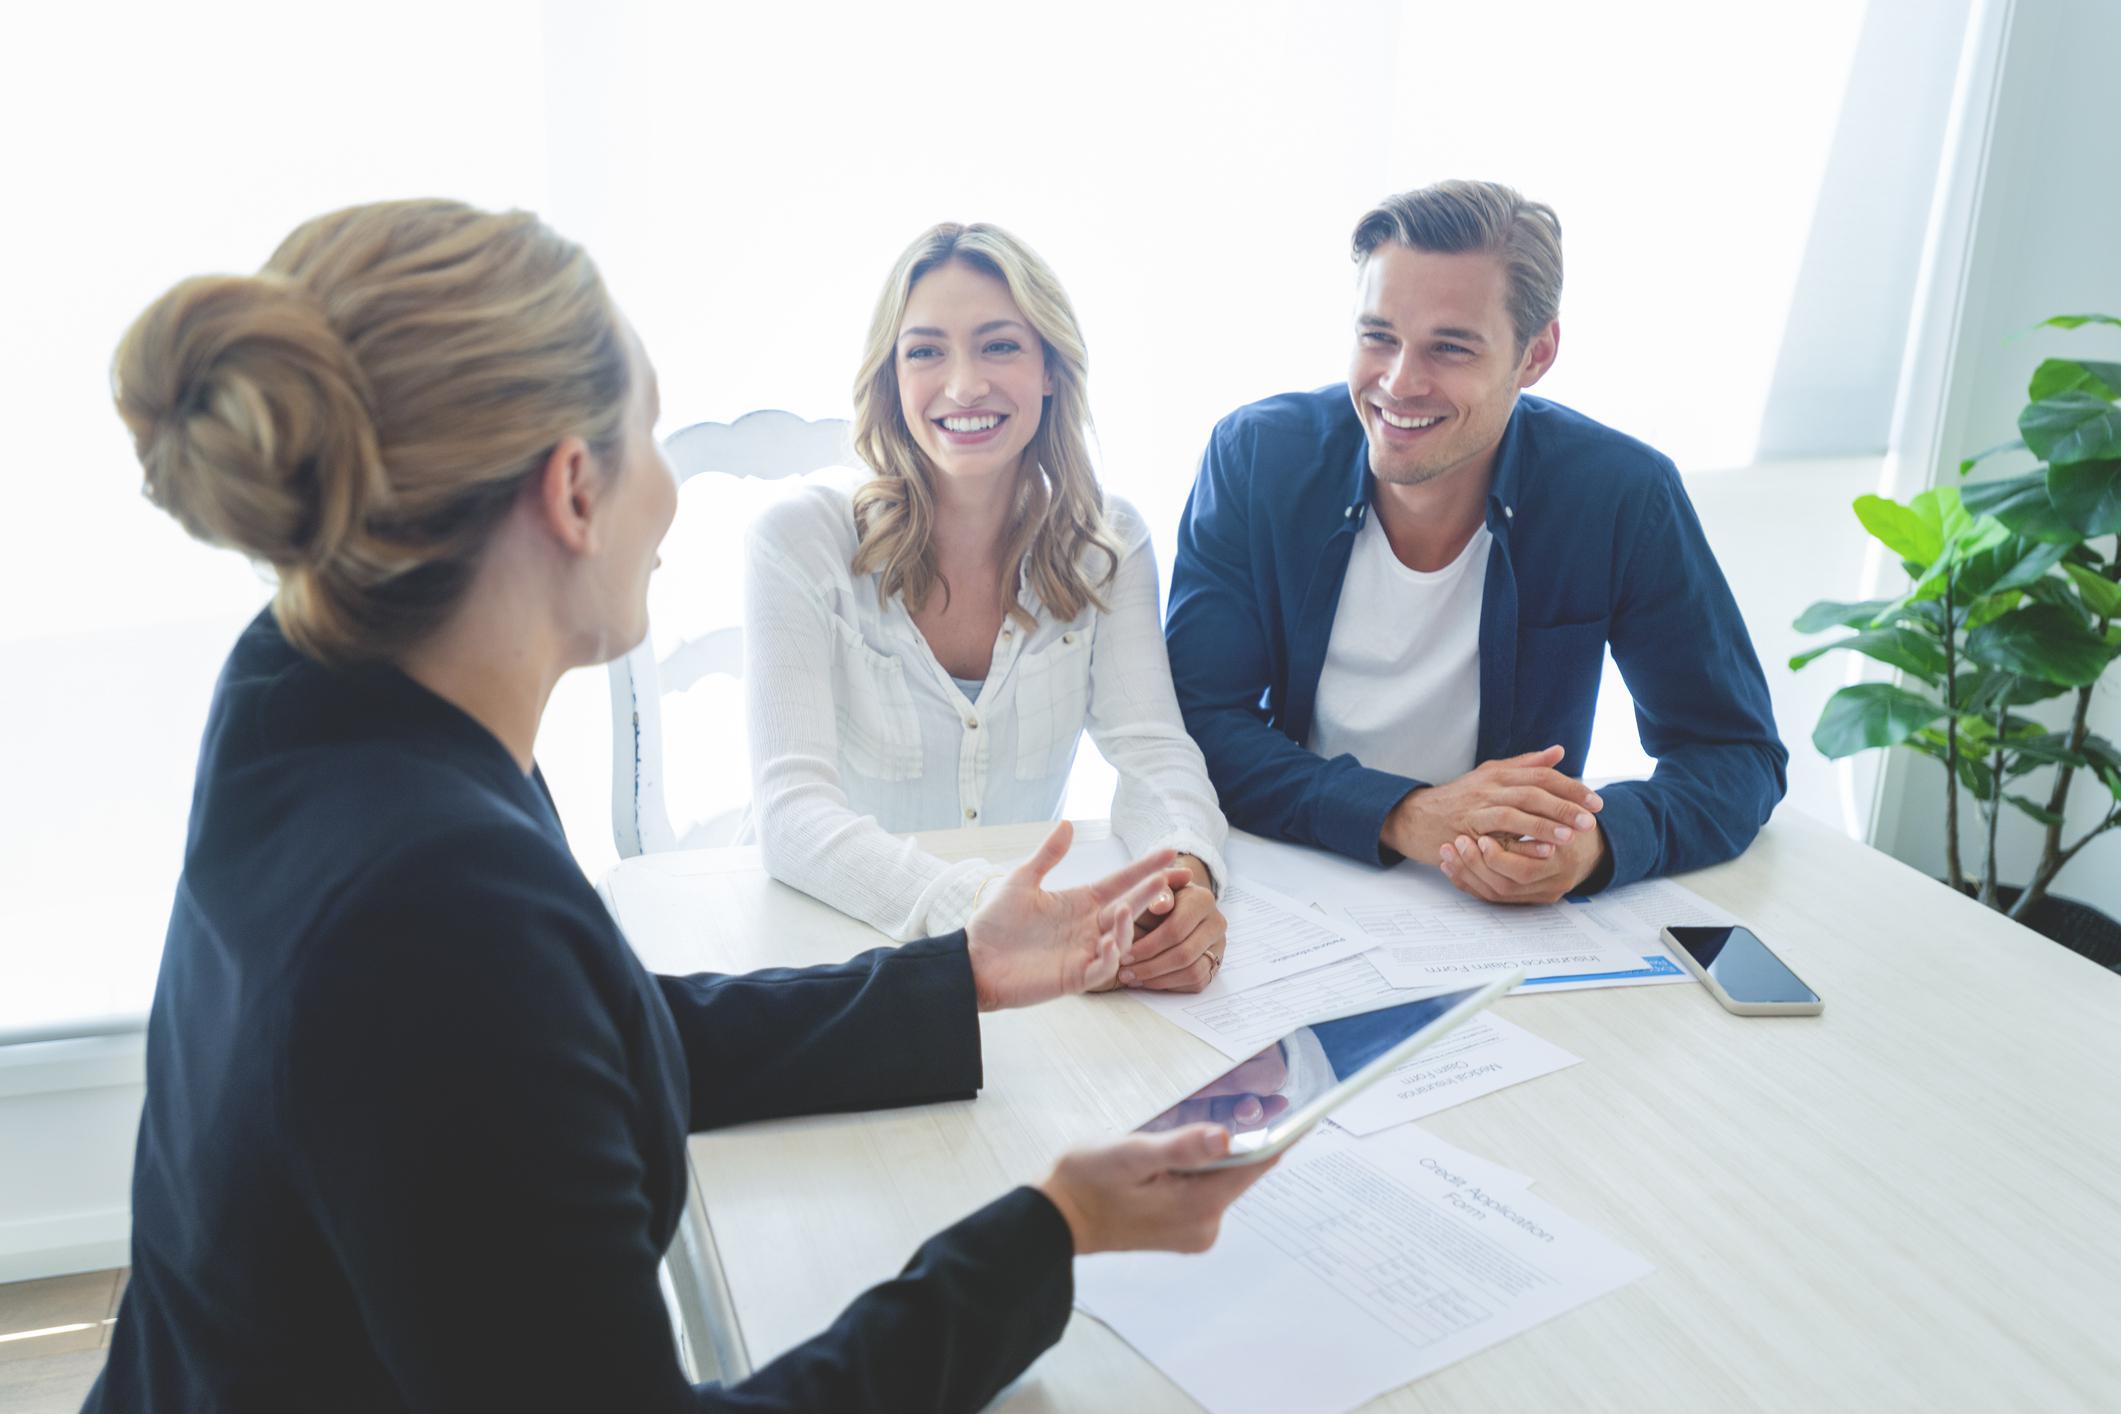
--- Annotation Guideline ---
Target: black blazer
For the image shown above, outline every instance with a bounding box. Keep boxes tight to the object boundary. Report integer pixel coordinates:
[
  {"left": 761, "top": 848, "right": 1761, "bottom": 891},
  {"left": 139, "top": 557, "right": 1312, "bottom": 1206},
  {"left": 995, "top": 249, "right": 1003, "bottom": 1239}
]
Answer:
[{"left": 86, "top": 611, "right": 1073, "bottom": 1412}]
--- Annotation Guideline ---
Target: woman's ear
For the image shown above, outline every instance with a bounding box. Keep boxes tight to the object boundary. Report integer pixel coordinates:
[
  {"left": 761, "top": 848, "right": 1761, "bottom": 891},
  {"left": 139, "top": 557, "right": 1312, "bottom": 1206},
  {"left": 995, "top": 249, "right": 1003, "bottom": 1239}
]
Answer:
[{"left": 532, "top": 435, "right": 598, "bottom": 555}]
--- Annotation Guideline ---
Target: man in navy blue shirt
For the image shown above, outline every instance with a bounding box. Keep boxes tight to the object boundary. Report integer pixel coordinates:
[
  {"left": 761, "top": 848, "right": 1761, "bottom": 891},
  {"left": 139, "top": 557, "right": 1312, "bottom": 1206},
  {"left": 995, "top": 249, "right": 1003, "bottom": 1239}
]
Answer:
[{"left": 1166, "top": 180, "right": 1785, "bottom": 901}]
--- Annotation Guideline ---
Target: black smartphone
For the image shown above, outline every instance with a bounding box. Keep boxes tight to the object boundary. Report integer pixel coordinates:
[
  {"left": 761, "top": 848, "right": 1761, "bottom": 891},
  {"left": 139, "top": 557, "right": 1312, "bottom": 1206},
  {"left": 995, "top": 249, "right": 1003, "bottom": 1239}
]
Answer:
[{"left": 1661, "top": 925, "right": 1822, "bottom": 1015}]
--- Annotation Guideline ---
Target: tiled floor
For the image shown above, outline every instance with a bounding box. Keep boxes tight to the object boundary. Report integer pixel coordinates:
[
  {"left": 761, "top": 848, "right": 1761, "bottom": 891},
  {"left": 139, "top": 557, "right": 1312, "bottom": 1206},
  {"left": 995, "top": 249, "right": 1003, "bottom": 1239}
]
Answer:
[{"left": 0, "top": 1269, "right": 124, "bottom": 1413}]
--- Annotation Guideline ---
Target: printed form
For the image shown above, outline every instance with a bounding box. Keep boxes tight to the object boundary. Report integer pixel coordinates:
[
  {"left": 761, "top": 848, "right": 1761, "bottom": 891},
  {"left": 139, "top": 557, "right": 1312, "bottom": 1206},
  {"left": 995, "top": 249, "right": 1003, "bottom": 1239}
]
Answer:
[
  {"left": 1030, "top": 836, "right": 1372, "bottom": 992},
  {"left": 1328, "top": 896, "right": 1640, "bottom": 987},
  {"left": 1129, "top": 954, "right": 1416, "bottom": 1061},
  {"left": 1328, "top": 1015, "right": 1582, "bottom": 1135},
  {"left": 1075, "top": 1125, "right": 1652, "bottom": 1414},
  {"left": 1210, "top": 880, "right": 1376, "bottom": 995},
  {"left": 1530, "top": 876, "right": 1741, "bottom": 993}
]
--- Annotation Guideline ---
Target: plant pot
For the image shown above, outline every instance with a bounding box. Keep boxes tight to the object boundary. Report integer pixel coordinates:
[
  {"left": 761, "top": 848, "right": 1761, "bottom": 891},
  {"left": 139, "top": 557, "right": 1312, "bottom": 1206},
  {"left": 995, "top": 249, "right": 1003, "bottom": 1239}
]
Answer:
[{"left": 1958, "top": 883, "right": 2121, "bottom": 973}]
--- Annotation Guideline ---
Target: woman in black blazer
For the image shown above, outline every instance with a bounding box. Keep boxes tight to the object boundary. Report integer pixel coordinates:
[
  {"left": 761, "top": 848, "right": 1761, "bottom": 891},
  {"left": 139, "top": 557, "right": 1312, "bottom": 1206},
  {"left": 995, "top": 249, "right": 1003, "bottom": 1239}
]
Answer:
[{"left": 87, "top": 198, "right": 1270, "bottom": 1412}]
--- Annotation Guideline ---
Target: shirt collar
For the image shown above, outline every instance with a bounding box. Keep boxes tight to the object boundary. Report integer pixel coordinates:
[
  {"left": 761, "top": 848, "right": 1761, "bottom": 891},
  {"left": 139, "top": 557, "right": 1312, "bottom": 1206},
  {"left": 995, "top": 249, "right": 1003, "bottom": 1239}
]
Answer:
[{"left": 1484, "top": 397, "right": 1530, "bottom": 533}]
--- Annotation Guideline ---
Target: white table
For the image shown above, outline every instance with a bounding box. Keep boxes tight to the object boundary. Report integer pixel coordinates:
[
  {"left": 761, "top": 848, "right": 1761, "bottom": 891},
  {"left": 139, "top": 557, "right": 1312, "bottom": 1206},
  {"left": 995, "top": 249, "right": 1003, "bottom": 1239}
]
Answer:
[{"left": 604, "top": 813, "right": 2121, "bottom": 1411}]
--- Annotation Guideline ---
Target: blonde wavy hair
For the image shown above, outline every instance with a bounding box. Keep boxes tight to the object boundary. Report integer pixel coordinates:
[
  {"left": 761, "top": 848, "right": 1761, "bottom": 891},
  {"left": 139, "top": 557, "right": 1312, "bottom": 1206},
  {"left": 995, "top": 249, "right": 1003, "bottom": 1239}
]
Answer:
[
  {"left": 850, "top": 223, "right": 1119, "bottom": 626},
  {"left": 112, "top": 198, "right": 630, "bottom": 665}
]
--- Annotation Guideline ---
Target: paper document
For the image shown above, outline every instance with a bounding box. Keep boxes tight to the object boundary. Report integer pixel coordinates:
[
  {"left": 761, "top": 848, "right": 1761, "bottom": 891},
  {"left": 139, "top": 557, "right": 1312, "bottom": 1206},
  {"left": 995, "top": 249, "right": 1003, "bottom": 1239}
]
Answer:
[
  {"left": 1568, "top": 875, "right": 1736, "bottom": 939},
  {"left": 1075, "top": 1126, "right": 1653, "bottom": 1414},
  {"left": 1527, "top": 877, "right": 1741, "bottom": 992},
  {"left": 1328, "top": 1014, "right": 1582, "bottom": 1135},
  {"left": 1031, "top": 837, "right": 1369, "bottom": 982},
  {"left": 1331, "top": 896, "right": 1639, "bottom": 987},
  {"left": 1202, "top": 879, "right": 1375, "bottom": 994},
  {"left": 1131, "top": 954, "right": 1433, "bottom": 1061},
  {"left": 1514, "top": 952, "right": 1691, "bottom": 992},
  {"left": 1223, "top": 833, "right": 1449, "bottom": 912},
  {"left": 1324, "top": 1121, "right": 1536, "bottom": 1195}
]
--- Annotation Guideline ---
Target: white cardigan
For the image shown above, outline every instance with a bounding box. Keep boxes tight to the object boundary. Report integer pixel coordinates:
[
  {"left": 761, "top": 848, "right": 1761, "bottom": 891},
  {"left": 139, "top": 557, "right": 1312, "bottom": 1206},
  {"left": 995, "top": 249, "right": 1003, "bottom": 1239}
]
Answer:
[{"left": 742, "top": 470, "right": 1228, "bottom": 941}]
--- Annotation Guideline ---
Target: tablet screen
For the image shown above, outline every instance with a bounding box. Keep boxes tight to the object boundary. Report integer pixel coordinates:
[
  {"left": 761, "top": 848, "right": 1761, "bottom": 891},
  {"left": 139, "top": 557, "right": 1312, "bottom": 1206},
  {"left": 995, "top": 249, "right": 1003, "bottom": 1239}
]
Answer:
[{"left": 1134, "top": 983, "right": 1489, "bottom": 1154}]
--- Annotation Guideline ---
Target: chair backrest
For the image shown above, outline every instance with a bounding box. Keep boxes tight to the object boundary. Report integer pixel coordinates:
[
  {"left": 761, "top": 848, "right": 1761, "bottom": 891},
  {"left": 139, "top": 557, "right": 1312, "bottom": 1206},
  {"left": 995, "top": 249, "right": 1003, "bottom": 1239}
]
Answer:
[{"left": 611, "top": 410, "right": 853, "bottom": 858}]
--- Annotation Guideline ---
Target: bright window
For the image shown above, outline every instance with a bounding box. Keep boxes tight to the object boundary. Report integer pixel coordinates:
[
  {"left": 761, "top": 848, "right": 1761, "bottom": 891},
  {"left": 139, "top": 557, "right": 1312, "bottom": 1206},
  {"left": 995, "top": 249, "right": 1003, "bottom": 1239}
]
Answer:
[{"left": 2, "top": 1, "right": 1924, "bottom": 1035}]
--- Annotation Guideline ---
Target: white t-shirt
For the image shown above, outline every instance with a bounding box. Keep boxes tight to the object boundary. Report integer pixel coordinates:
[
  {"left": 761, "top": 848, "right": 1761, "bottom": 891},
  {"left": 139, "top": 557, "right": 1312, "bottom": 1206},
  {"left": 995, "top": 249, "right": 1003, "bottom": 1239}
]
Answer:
[{"left": 1306, "top": 512, "right": 1490, "bottom": 786}]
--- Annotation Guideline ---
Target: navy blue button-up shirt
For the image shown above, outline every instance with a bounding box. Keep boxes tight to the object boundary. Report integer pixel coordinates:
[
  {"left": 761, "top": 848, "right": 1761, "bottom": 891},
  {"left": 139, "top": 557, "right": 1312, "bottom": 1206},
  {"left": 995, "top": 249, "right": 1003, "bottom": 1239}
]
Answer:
[{"left": 1166, "top": 386, "right": 1786, "bottom": 891}]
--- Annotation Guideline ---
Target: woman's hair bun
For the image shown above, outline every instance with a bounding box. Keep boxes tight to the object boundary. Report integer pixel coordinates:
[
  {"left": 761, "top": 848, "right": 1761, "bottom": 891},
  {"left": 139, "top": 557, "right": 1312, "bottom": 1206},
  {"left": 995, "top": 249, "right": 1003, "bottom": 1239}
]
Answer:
[
  {"left": 111, "top": 199, "right": 629, "bottom": 666},
  {"left": 112, "top": 272, "right": 387, "bottom": 571}
]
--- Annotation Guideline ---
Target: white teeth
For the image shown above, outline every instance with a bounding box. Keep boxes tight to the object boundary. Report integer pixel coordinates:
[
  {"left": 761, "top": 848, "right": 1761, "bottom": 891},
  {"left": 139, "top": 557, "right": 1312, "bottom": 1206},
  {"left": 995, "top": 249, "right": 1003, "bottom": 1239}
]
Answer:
[
  {"left": 941, "top": 414, "right": 1001, "bottom": 433},
  {"left": 1379, "top": 408, "right": 1442, "bottom": 430}
]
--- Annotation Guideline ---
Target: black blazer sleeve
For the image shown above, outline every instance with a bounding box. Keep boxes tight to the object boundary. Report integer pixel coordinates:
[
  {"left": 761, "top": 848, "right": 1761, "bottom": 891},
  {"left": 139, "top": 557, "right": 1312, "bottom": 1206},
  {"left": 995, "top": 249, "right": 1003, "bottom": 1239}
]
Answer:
[
  {"left": 724, "top": 1185, "right": 1074, "bottom": 1412},
  {"left": 283, "top": 830, "right": 1070, "bottom": 1413},
  {"left": 654, "top": 932, "right": 984, "bottom": 1132}
]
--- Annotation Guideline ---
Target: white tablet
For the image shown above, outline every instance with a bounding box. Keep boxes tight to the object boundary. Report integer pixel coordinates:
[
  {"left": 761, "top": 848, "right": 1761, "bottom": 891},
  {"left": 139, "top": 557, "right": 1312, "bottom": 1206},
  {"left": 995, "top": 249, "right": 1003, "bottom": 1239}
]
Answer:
[{"left": 1139, "top": 968, "right": 1526, "bottom": 1170}]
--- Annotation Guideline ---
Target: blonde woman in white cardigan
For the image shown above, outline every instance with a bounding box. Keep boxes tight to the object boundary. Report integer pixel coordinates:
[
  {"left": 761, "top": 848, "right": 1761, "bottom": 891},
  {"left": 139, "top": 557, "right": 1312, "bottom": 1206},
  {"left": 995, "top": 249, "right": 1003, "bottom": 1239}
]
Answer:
[{"left": 745, "top": 222, "right": 1229, "bottom": 991}]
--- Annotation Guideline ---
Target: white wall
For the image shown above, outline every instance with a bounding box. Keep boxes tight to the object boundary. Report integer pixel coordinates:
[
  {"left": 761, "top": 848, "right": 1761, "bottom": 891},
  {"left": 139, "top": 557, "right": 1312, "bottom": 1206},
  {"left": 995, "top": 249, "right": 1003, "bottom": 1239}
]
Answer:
[
  {"left": 0, "top": 1038, "right": 144, "bottom": 1281},
  {"left": 1383, "top": 0, "right": 1864, "bottom": 472},
  {"left": 1757, "top": 0, "right": 1972, "bottom": 457},
  {"left": 1875, "top": 0, "right": 2121, "bottom": 917}
]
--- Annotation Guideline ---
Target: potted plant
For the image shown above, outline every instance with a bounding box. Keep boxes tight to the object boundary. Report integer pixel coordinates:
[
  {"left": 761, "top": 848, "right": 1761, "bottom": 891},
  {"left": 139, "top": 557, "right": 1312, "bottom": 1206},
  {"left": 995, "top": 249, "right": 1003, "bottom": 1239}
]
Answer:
[{"left": 1792, "top": 314, "right": 2121, "bottom": 963}]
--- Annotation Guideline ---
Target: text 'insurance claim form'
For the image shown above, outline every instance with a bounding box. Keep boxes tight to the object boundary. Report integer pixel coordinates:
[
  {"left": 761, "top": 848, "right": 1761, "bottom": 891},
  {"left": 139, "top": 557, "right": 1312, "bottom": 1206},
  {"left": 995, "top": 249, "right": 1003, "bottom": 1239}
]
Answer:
[{"left": 1076, "top": 1126, "right": 1651, "bottom": 1414}]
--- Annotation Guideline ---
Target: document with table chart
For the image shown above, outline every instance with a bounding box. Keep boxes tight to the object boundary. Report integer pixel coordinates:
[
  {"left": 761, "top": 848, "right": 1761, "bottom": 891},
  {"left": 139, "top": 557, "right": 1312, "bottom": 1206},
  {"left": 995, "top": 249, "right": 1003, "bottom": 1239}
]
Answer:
[
  {"left": 1208, "top": 879, "right": 1376, "bottom": 994},
  {"left": 1329, "top": 893, "right": 1641, "bottom": 987},
  {"left": 1075, "top": 1125, "right": 1652, "bottom": 1414}
]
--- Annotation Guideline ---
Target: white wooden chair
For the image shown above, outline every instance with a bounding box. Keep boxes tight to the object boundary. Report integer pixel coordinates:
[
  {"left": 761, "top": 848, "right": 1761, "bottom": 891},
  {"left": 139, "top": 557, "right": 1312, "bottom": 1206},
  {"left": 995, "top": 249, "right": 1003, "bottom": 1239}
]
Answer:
[
  {"left": 607, "top": 410, "right": 851, "bottom": 1384},
  {"left": 609, "top": 409, "right": 852, "bottom": 859}
]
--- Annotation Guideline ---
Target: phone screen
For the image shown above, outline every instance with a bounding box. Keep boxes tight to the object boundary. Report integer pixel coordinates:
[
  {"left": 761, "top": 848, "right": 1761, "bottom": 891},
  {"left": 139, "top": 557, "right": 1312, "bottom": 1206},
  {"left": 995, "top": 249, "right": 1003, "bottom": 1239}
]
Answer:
[{"left": 1666, "top": 926, "right": 1817, "bottom": 1005}]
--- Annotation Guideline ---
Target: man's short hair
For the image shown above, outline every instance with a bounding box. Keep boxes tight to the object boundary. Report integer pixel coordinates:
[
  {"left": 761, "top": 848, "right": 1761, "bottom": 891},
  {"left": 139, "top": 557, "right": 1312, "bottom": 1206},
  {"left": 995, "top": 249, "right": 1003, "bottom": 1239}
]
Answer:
[{"left": 1351, "top": 180, "right": 1563, "bottom": 352}]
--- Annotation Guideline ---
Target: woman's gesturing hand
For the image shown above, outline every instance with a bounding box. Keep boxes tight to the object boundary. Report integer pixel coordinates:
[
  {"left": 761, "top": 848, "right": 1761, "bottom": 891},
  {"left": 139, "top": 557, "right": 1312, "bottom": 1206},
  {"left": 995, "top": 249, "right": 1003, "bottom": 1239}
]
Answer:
[
  {"left": 1038, "top": 1124, "right": 1280, "bottom": 1255},
  {"left": 965, "top": 822, "right": 1189, "bottom": 1012}
]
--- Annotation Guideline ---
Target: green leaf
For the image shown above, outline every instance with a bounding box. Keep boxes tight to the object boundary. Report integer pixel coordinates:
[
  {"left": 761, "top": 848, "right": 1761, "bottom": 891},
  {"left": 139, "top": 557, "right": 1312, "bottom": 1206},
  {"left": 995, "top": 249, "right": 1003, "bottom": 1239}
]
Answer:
[
  {"left": 1958, "top": 752, "right": 1996, "bottom": 801},
  {"left": 2029, "top": 358, "right": 2121, "bottom": 402},
  {"left": 1787, "top": 628, "right": 1947, "bottom": 682},
  {"left": 2081, "top": 735, "right": 2121, "bottom": 800},
  {"left": 1792, "top": 598, "right": 1899, "bottom": 634},
  {"left": 1913, "top": 485, "right": 1975, "bottom": 550},
  {"left": 1911, "top": 533, "right": 2072, "bottom": 626},
  {"left": 1956, "top": 667, "right": 2071, "bottom": 716},
  {"left": 1958, "top": 437, "right": 2027, "bottom": 475},
  {"left": 2063, "top": 540, "right": 2110, "bottom": 567},
  {"left": 1985, "top": 537, "right": 2072, "bottom": 596},
  {"left": 1811, "top": 683, "right": 1947, "bottom": 759},
  {"left": 2022, "top": 575, "right": 2092, "bottom": 621},
  {"left": 2004, "top": 793, "right": 2067, "bottom": 826},
  {"left": 1853, "top": 494, "right": 1943, "bottom": 566},
  {"left": 2046, "top": 458, "right": 2121, "bottom": 536},
  {"left": 1963, "top": 590, "right": 2021, "bottom": 631},
  {"left": 2039, "top": 314, "right": 2121, "bottom": 331},
  {"left": 2062, "top": 562, "right": 2121, "bottom": 618},
  {"left": 1953, "top": 534, "right": 2071, "bottom": 602},
  {"left": 1904, "top": 516, "right": 2013, "bottom": 605},
  {"left": 2021, "top": 392, "right": 2121, "bottom": 465},
  {"left": 1963, "top": 603, "right": 2116, "bottom": 686},
  {"left": 2002, "top": 732, "right": 2093, "bottom": 769},
  {"left": 1960, "top": 469, "right": 2084, "bottom": 543}
]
